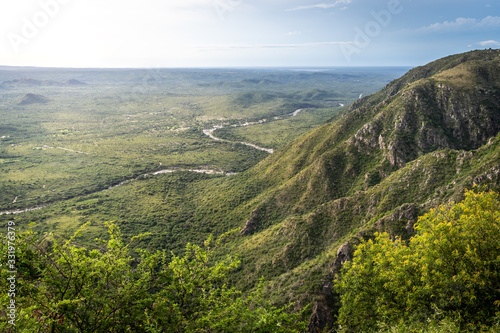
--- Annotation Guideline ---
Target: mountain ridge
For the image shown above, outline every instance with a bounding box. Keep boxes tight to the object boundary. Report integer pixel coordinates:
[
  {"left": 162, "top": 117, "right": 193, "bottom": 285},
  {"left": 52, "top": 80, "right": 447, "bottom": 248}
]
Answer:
[
  {"left": 240, "top": 49, "right": 500, "bottom": 227},
  {"left": 206, "top": 49, "right": 500, "bottom": 331}
]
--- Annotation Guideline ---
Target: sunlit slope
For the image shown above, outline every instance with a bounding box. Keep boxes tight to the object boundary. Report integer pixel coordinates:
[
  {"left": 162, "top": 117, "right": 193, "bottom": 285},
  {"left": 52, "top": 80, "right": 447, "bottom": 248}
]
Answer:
[
  {"left": 210, "top": 50, "right": 500, "bottom": 325},
  {"left": 238, "top": 49, "right": 500, "bottom": 233}
]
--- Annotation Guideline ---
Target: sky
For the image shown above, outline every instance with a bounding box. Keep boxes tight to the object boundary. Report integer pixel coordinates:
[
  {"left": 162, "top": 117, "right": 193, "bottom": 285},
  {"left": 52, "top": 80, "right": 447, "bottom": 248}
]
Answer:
[{"left": 0, "top": 0, "right": 499, "bottom": 68}]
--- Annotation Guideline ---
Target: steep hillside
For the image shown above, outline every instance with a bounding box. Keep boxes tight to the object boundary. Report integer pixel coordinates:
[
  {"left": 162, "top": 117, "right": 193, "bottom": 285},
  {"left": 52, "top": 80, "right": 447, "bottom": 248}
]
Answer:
[
  {"left": 236, "top": 50, "right": 499, "bottom": 235},
  {"left": 208, "top": 50, "right": 500, "bottom": 330}
]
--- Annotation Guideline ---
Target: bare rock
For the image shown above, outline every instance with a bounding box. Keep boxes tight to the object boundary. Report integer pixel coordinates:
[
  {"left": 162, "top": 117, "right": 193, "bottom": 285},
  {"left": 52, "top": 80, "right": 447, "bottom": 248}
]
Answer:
[
  {"left": 240, "top": 207, "right": 263, "bottom": 235},
  {"left": 307, "top": 302, "right": 334, "bottom": 333}
]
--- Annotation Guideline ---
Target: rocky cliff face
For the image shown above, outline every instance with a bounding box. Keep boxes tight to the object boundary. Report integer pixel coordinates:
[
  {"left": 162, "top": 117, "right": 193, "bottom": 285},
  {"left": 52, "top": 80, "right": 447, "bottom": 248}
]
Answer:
[{"left": 348, "top": 51, "right": 500, "bottom": 167}]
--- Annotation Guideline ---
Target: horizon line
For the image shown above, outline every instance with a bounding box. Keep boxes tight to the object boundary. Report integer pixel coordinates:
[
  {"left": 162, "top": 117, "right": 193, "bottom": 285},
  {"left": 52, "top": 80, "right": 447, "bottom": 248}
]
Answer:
[{"left": 0, "top": 64, "right": 416, "bottom": 71}]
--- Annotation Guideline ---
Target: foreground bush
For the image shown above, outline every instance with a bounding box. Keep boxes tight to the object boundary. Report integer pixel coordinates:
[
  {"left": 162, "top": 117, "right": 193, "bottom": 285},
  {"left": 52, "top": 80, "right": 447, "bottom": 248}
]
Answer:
[
  {"left": 0, "top": 223, "right": 305, "bottom": 332},
  {"left": 335, "top": 189, "right": 500, "bottom": 332}
]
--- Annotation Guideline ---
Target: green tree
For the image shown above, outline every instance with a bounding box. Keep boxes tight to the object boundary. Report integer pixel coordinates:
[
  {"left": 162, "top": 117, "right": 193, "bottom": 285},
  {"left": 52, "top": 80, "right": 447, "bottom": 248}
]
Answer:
[
  {"left": 148, "top": 234, "right": 302, "bottom": 332},
  {"left": 334, "top": 232, "right": 417, "bottom": 332},
  {"left": 2, "top": 222, "right": 160, "bottom": 332},
  {"left": 1, "top": 223, "right": 305, "bottom": 332},
  {"left": 335, "top": 189, "right": 500, "bottom": 332},
  {"left": 412, "top": 189, "right": 500, "bottom": 326}
]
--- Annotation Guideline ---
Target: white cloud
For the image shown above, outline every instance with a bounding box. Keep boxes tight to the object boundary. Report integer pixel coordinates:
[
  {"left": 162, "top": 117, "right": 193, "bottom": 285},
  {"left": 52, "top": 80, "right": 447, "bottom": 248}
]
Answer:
[
  {"left": 478, "top": 40, "right": 500, "bottom": 47},
  {"left": 285, "top": 0, "right": 352, "bottom": 12},
  {"left": 196, "top": 41, "right": 354, "bottom": 51},
  {"left": 479, "top": 16, "right": 500, "bottom": 27},
  {"left": 415, "top": 16, "right": 500, "bottom": 33}
]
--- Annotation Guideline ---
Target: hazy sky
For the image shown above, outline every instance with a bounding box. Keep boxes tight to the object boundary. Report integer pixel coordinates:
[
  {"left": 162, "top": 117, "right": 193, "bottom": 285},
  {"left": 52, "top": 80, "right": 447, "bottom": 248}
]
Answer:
[{"left": 1, "top": 0, "right": 499, "bottom": 68}]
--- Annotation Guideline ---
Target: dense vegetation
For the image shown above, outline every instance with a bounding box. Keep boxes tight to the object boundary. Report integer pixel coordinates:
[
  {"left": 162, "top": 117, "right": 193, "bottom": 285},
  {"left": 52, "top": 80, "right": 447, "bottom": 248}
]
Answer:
[
  {"left": 2, "top": 189, "right": 498, "bottom": 332},
  {"left": 1, "top": 50, "right": 500, "bottom": 331},
  {"left": 189, "top": 50, "right": 500, "bottom": 327},
  {"left": 0, "top": 223, "right": 305, "bottom": 332},
  {"left": 335, "top": 189, "right": 500, "bottom": 332},
  {"left": 0, "top": 67, "right": 403, "bottom": 249},
  {"left": 0, "top": 66, "right": 406, "bottom": 330}
]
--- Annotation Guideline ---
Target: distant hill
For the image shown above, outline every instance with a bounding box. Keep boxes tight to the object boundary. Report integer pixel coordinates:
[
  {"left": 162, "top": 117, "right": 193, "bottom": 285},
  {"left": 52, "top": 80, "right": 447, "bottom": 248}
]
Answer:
[
  {"left": 299, "top": 88, "right": 340, "bottom": 101},
  {"left": 19, "top": 93, "right": 50, "bottom": 105},
  {"left": 240, "top": 78, "right": 281, "bottom": 85},
  {"left": 3, "top": 78, "right": 87, "bottom": 87},
  {"left": 198, "top": 49, "right": 500, "bottom": 331},
  {"left": 65, "top": 79, "right": 87, "bottom": 85},
  {"left": 3, "top": 78, "right": 42, "bottom": 86},
  {"left": 230, "top": 91, "right": 284, "bottom": 108}
]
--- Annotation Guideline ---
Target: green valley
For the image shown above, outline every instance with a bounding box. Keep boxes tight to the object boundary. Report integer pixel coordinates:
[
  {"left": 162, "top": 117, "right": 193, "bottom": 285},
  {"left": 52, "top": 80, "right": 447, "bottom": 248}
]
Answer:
[
  {"left": 1, "top": 50, "right": 500, "bottom": 332},
  {"left": 0, "top": 67, "right": 405, "bottom": 244}
]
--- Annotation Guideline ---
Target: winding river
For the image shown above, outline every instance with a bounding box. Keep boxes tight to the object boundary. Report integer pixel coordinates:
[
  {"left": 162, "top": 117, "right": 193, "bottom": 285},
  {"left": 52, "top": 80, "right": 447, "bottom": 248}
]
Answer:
[
  {"left": 202, "top": 108, "right": 303, "bottom": 154},
  {"left": 203, "top": 126, "right": 274, "bottom": 153},
  {"left": 0, "top": 168, "right": 237, "bottom": 216},
  {"left": 0, "top": 109, "right": 304, "bottom": 216}
]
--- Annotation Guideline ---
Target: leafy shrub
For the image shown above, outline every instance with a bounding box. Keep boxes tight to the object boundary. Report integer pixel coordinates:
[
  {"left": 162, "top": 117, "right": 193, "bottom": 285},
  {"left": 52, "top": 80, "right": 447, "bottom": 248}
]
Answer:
[
  {"left": 0, "top": 223, "right": 305, "bottom": 332},
  {"left": 335, "top": 189, "right": 500, "bottom": 332}
]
